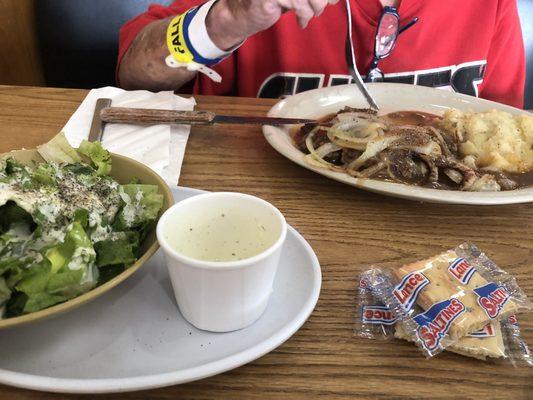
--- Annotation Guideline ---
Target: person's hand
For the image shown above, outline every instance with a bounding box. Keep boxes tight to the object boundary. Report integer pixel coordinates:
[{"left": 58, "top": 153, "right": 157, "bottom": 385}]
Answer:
[{"left": 207, "top": 0, "right": 340, "bottom": 50}]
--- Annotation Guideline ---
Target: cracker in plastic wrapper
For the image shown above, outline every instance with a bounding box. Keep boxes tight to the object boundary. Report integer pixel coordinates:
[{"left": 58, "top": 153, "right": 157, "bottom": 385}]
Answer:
[
  {"left": 356, "top": 270, "right": 532, "bottom": 364},
  {"left": 361, "top": 243, "right": 532, "bottom": 357}
]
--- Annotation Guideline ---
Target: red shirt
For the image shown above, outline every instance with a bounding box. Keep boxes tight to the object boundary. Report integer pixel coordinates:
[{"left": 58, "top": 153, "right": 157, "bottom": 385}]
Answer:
[{"left": 118, "top": 0, "right": 526, "bottom": 108}]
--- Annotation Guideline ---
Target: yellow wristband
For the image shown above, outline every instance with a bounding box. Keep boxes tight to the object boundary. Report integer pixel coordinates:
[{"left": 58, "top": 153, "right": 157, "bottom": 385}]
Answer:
[{"left": 166, "top": 12, "right": 194, "bottom": 64}]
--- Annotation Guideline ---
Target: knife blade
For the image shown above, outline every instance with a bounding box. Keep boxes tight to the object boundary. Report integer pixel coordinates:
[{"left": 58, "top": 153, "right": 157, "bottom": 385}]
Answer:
[
  {"left": 211, "top": 115, "right": 315, "bottom": 125},
  {"left": 99, "top": 107, "right": 315, "bottom": 126},
  {"left": 88, "top": 98, "right": 112, "bottom": 142}
]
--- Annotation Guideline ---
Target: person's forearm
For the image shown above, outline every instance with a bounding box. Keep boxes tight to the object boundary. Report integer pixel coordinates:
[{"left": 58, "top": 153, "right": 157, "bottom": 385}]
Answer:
[
  {"left": 118, "top": 18, "right": 198, "bottom": 92},
  {"left": 118, "top": 1, "right": 247, "bottom": 92},
  {"left": 118, "top": 0, "right": 337, "bottom": 91}
]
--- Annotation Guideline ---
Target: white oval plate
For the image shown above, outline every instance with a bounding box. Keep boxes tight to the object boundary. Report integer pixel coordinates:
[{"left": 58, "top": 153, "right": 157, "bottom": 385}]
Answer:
[
  {"left": 0, "top": 187, "right": 321, "bottom": 394},
  {"left": 263, "top": 83, "right": 533, "bottom": 205}
]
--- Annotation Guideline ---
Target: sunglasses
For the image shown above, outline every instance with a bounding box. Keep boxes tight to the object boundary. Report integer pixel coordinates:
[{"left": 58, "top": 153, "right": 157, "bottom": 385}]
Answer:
[{"left": 364, "top": 6, "right": 419, "bottom": 82}]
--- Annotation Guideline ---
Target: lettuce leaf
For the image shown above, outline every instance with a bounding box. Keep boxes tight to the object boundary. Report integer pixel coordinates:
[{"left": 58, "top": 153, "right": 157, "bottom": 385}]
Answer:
[
  {"left": 2, "top": 258, "right": 36, "bottom": 290},
  {"left": 73, "top": 209, "right": 89, "bottom": 229},
  {"left": 94, "top": 237, "right": 136, "bottom": 267},
  {"left": 37, "top": 132, "right": 81, "bottom": 164},
  {"left": 3, "top": 158, "right": 27, "bottom": 176},
  {"left": 114, "top": 184, "right": 164, "bottom": 231},
  {"left": 44, "top": 221, "right": 95, "bottom": 274},
  {"left": 22, "top": 292, "right": 69, "bottom": 314},
  {"left": 14, "top": 263, "right": 77, "bottom": 313},
  {"left": 1, "top": 159, "right": 33, "bottom": 189},
  {"left": 10, "top": 221, "right": 98, "bottom": 315},
  {"left": 0, "top": 257, "right": 25, "bottom": 277},
  {"left": 77, "top": 140, "right": 112, "bottom": 176},
  {"left": 32, "top": 162, "right": 58, "bottom": 186}
]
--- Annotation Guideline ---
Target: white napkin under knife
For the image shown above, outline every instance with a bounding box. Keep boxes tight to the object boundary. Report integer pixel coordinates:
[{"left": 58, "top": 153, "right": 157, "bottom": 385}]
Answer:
[{"left": 62, "top": 86, "right": 196, "bottom": 186}]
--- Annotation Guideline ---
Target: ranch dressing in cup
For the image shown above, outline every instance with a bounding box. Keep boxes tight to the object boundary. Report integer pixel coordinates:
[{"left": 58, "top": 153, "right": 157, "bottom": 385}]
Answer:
[
  {"left": 157, "top": 192, "right": 287, "bottom": 332},
  {"left": 165, "top": 207, "right": 279, "bottom": 262}
]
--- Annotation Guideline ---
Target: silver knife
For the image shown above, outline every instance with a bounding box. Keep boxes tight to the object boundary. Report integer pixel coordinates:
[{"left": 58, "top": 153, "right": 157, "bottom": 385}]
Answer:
[
  {"left": 100, "top": 107, "right": 315, "bottom": 126},
  {"left": 88, "top": 98, "right": 112, "bottom": 142}
]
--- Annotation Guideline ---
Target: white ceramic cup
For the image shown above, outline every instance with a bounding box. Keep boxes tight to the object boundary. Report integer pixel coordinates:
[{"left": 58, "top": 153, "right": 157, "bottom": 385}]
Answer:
[{"left": 156, "top": 192, "right": 287, "bottom": 332}]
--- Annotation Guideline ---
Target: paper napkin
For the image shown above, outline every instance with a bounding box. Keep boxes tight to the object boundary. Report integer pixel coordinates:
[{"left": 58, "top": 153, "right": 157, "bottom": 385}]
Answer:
[{"left": 62, "top": 86, "right": 196, "bottom": 186}]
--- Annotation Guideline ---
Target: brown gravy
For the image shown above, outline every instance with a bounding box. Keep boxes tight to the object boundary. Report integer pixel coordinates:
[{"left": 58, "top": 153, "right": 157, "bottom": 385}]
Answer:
[
  {"left": 503, "top": 170, "right": 533, "bottom": 188},
  {"left": 383, "top": 111, "right": 440, "bottom": 126}
]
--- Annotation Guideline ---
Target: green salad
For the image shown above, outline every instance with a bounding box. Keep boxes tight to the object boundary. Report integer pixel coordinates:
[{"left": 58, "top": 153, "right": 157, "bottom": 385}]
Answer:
[{"left": 0, "top": 134, "right": 163, "bottom": 318}]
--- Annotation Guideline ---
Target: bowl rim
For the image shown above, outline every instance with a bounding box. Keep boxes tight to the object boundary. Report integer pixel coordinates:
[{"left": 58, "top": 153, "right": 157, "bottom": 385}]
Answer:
[{"left": 0, "top": 149, "right": 173, "bottom": 329}]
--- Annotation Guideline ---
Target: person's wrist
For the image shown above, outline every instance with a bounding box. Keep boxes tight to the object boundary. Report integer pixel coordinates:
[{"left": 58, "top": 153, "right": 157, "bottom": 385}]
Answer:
[{"left": 206, "top": 0, "right": 248, "bottom": 51}]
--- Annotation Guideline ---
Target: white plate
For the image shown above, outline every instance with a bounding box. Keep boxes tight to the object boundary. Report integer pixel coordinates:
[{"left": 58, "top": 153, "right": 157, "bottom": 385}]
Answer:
[
  {"left": 0, "top": 187, "right": 321, "bottom": 394},
  {"left": 263, "top": 83, "right": 533, "bottom": 205}
]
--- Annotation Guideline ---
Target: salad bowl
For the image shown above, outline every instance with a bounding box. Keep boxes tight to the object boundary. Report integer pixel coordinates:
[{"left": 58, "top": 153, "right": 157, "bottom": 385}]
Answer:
[{"left": 0, "top": 148, "right": 173, "bottom": 329}]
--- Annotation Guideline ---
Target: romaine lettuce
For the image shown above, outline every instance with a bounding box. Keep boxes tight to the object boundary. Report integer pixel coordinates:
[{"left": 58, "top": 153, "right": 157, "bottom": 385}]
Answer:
[
  {"left": 94, "top": 237, "right": 136, "bottom": 267},
  {"left": 114, "top": 184, "right": 164, "bottom": 231},
  {"left": 78, "top": 140, "right": 112, "bottom": 176},
  {"left": 37, "top": 132, "right": 81, "bottom": 164},
  {"left": 4, "top": 158, "right": 27, "bottom": 176},
  {"left": 45, "top": 222, "right": 96, "bottom": 274},
  {"left": 32, "top": 162, "right": 58, "bottom": 186},
  {"left": 13, "top": 221, "right": 98, "bottom": 314}
]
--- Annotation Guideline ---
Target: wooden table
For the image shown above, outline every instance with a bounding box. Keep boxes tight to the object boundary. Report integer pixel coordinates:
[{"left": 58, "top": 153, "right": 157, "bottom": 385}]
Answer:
[{"left": 0, "top": 85, "right": 532, "bottom": 399}]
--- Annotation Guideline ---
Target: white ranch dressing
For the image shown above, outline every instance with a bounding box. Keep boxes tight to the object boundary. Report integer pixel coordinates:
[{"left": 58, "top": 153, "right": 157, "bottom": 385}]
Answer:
[{"left": 164, "top": 205, "right": 280, "bottom": 262}]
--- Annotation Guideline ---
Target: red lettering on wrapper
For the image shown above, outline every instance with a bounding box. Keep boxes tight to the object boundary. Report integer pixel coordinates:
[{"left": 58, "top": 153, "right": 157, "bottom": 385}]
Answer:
[
  {"left": 393, "top": 272, "right": 430, "bottom": 311},
  {"left": 448, "top": 258, "right": 476, "bottom": 284},
  {"left": 361, "top": 306, "right": 397, "bottom": 325},
  {"left": 414, "top": 298, "right": 466, "bottom": 352},
  {"left": 474, "top": 283, "right": 511, "bottom": 319}
]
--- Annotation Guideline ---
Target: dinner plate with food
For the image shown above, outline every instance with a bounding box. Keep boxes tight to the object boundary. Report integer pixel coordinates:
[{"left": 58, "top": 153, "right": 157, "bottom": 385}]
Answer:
[{"left": 263, "top": 83, "right": 532, "bottom": 205}]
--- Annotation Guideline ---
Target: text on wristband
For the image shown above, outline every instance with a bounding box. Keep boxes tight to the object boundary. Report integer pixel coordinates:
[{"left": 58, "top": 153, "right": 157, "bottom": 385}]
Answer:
[{"left": 167, "top": 12, "right": 194, "bottom": 64}]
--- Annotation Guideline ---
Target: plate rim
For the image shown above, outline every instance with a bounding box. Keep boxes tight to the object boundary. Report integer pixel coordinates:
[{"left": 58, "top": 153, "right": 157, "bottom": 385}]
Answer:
[
  {"left": 262, "top": 83, "right": 533, "bottom": 205},
  {"left": 0, "top": 186, "right": 322, "bottom": 394}
]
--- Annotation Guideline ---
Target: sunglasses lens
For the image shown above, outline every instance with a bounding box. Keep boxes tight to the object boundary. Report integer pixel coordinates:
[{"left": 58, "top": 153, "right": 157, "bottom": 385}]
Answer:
[{"left": 375, "top": 13, "right": 399, "bottom": 58}]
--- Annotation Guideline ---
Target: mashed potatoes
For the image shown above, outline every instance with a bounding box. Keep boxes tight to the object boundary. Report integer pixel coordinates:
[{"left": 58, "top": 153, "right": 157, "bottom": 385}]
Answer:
[{"left": 439, "top": 109, "right": 533, "bottom": 173}]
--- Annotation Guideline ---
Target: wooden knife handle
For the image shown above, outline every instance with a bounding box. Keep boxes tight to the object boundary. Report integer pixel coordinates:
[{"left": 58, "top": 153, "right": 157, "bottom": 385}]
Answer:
[{"left": 100, "top": 107, "right": 216, "bottom": 125}]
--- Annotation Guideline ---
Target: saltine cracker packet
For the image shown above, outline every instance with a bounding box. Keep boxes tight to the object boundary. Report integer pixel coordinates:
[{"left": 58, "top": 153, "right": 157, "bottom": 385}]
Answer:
[
  {"left": 360, "top": 243, "right": 532, "bottom": 357},
  {"left": 355, "top": 274, "right": 532, "bottom": 364}
]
